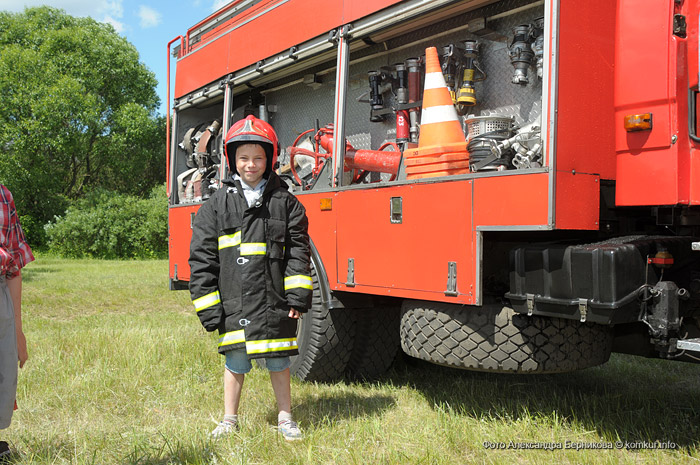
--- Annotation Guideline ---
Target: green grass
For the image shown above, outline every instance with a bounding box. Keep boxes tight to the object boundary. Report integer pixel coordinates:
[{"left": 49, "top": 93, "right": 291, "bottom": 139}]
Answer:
[{"left": 4, "top": 257, "right": 700, "bottom": 464}]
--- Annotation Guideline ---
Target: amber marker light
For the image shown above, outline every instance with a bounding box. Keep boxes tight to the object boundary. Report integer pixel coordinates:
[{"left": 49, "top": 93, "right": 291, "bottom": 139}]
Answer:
[
  {"left": 320, "top": 198, "right": 332, "bottom": 211},
  {"left": 624, "top": 113, "right": 653, "bottom": 132}
]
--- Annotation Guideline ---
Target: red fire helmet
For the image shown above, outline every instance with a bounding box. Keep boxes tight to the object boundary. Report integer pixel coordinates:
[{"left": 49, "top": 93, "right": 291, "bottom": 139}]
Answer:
[{"left": 224, "top": 115, "right": 279, "bottom": 175}]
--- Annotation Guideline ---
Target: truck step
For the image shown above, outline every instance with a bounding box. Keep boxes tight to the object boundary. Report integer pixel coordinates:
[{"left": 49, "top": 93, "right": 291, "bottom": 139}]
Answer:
[{"left": 677, "top": 338, "right": 700, "bottom": 353}]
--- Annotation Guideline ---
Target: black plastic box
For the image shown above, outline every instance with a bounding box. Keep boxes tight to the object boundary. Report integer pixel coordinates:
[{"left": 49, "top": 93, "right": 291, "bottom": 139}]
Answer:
[{"left": 506, "top": 236, "right": 698, "bottom": 324}]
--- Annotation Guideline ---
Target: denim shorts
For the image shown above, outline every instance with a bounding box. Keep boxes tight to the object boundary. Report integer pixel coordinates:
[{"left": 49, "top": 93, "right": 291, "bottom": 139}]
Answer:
[{"left": 224, "top": 348, "right": 291, "bottom": 375}]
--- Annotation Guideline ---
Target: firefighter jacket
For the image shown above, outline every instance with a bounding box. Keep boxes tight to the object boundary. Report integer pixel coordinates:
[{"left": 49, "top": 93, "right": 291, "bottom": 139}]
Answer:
[{"left": 188, "top": 172, "right": 312, "bottom": 358}]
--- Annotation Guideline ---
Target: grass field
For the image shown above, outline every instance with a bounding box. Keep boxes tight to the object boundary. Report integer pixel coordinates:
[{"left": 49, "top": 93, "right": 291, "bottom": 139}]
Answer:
[{"left": 3, "top": 257, "right": 700, "bottom": 464}]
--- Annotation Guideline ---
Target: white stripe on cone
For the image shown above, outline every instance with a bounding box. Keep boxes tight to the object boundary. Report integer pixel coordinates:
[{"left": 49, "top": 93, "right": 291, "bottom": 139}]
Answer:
[
  {"left": 421, "top": 105, "right": 460, "bottom": 125},
  {"left": 424, "top": 72, "right": 448, "bottom": 90}
]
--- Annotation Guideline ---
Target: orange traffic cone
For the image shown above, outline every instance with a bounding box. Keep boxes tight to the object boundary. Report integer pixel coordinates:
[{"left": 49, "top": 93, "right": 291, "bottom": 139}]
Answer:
[{"left": 404, "top": 47, "right": 470, "bottom": 179}]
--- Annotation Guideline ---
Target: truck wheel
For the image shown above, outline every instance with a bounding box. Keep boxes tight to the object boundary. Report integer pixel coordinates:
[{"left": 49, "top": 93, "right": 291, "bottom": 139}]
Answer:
[
  {"left": 345, "top": 306, "right": 401, "bottom": 380},
  {"left": 400, "top": 300, "right": 613, "bottom": 373},
  {"left": 290, "top": 263, "right": 355, "bottom": 381}
]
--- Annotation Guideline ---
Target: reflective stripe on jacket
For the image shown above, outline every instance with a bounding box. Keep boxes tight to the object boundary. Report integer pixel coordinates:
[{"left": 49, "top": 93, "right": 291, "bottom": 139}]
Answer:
[{"left": 188, "top": 172, "right": 312, "bottom": 358}]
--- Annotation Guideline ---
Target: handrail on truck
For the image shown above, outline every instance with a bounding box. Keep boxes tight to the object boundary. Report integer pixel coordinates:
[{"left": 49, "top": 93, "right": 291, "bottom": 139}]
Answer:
[{"left": 166, "top": 35, "right": 184, "bottom": 199}]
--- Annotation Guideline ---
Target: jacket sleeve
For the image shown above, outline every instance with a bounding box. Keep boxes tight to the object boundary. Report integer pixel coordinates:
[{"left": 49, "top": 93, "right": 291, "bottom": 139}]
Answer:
[
  {"left": 0, "top": 186, "right": 34, "bottom": 279},
  {"left": 188, "top": 200, "right": 223, "bottom": 331},
  {"left": 284, "top": 195, "right": 312, "bottom": 312}
]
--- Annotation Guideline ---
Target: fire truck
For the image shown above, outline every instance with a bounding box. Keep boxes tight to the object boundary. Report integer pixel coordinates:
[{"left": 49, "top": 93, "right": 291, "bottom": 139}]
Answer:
[{"left": 167, "top": 0, "right": 700, "bottom": 380}]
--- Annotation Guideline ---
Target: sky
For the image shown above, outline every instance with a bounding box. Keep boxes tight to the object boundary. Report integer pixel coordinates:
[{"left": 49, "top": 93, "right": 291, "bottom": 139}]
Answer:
[{"left": 0, "top": 0, "right": 231, "bottom": 115}]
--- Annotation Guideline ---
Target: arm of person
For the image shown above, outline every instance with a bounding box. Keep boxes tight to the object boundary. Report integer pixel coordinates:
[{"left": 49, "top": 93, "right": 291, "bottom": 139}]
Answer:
[
  {"left": 284, "top": 196, "right": 312, "bottom": 314},
  {"left": 7, "top": 271, "right": 27, "bottom": 368},
  {"left": 188, "top": 200, "right": 224, "bottom": 331},
  {"left": 2, "top": 186, "right": 34, "bottom": 368}
]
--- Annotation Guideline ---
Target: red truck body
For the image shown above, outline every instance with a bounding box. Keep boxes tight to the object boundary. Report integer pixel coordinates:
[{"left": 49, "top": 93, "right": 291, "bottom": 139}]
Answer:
[{"left": 167, "top": 0, "right": 700, "bottom": 378}]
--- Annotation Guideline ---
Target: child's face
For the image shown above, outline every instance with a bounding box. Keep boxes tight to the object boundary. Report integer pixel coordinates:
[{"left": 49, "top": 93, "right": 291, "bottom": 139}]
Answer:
[{"left": 235, "top": 143, "right": 267, "bottom": 187}]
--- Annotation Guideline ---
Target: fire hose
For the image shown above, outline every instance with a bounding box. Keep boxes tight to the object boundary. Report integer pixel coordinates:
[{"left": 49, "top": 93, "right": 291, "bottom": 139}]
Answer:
[{"left": 288, "top": 125, "right": 401, "bottom": 187}]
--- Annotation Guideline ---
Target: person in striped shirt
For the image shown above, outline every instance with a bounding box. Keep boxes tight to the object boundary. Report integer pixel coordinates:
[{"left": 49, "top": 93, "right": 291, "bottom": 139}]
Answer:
[{"left": 0, "top": 185, "right": 35, "bottom": 460}]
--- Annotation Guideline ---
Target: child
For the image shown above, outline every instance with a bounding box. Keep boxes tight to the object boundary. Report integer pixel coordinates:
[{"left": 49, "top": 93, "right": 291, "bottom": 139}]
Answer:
[
  {"left": 0, "top": 185, "right": 34, "bottom": 459},
  {"left": 189, "top": 115, "right": 312, "bottom": 441}
]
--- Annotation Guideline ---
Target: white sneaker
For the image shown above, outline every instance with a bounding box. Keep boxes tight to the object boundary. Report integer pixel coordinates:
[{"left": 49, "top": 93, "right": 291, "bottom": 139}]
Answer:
[
  {"left": 211, "top": 420, "right": 238, "bottom": 439},
  {"left": 277, "top": 419, "right": 303, "bottom": 441}
]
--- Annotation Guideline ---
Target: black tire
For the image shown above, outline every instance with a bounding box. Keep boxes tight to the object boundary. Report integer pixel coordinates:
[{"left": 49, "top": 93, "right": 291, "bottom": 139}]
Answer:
[
  {"left": 400, "top": 300, "right": 613, "bottom": 374},
  {"left": 290, "top": 263, "right": 355, "bottom": 381},
  {"left": 345, "top": 306, "right": 401, "bottom": 380}
]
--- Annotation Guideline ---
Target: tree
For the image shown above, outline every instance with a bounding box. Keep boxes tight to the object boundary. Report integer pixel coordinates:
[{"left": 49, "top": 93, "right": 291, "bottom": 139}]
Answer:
[{"left": 0, "top": 7, "right": 165, "bottom": 245}]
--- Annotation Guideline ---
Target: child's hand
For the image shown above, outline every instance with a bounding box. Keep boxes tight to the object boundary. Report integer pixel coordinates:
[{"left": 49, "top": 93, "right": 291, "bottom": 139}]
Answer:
[
  {"left": 288, "top": 308, "right": 301, "bottom": 319},
  {"left": 16, "top": 329, "right": 28, "bottom": 368}
]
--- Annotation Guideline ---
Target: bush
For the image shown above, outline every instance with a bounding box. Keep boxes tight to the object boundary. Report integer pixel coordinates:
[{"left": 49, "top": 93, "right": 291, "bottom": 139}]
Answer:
[
  {"left": 45, "top": 184, "right": 168, "bottom": 259},
  {"left": 18, "top": 213, "right": 49, "bottom": 250}
]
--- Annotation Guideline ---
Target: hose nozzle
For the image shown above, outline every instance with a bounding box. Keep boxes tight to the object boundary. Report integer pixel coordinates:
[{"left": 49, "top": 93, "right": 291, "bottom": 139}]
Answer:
[{"left": 508, "top": 24, "right": 535, "bottom": 85}]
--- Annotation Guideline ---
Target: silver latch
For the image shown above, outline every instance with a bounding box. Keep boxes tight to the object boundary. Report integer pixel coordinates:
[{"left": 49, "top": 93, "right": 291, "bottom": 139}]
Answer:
[
  {"left": 346, "top": 258, "right": 355, "bottom": 287},
  {"left": 445, "top": 262, "right": 457, "bottom": 296},
  {"left": 526, "top": 294, "right": 534, "bottom": 316},
  {"left": 390, "top": 197, "right": 403, "bottom": 223},
  {"left": 692, "top": 242, "right": 700, "bottom": 251},
  {"left": 578, "top": 298, "right": 588, "bottom": 323}
]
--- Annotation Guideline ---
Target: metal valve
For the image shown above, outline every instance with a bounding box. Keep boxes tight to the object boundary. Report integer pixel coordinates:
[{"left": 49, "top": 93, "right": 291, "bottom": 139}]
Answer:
[
  {"left": 368, "top": 71, "right": 386, "bottom": 122},
  {"left": 405, "top": 57, "right": 422, "bottom": 143},
  {"left": 508, "top": 24, "right": 536, "bottom": 85},
  {"left": 455, "top": 40, "right": 486, "bottom": 115},
  {"left": 532, "top": 17, "right": 545, "bottom": 80},
  {"left": 441, "top": 44, "right": 459, "bottom": 104}
]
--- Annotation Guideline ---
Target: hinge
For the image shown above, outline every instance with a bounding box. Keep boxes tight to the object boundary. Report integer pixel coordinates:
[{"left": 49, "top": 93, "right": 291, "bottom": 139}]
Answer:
[
  {"left": 578, "top": 298, "right": 588, "bottom": 323},
  {"left": 346, "top": 258, "right": 355, "bottom": 287},
  {"left": 673, "top": 14, "right": 687, "bottom": 38},
  {"left": 256, "top": 60, "right": 265, "bottom": 75},
  {"left": 174, "top": 264, "right": 178, "bottom": 281},
  {"left": 526, "top": 294, "right": 534, "bottom": 316},
  {"left": 340, "top": 24, "right": 353, "bottom": 39},
  {"left": 288, "top": 46, "right": 299, "bottom": 61},
  {"left": 190, "top": 212, "right": 196, "bottom": 229},
  {"left": 327, "top": 29, "right": 338, "bottom": 44},
  {"left": 445, "top": 262, "right": 457, "bottom": 296}
]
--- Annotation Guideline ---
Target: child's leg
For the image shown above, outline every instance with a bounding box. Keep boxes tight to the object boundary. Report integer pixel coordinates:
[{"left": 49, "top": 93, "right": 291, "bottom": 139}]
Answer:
[
  {"left": 212, "top": 350, "right": 250, "bottom": 438},
  {"left": 269, "top": 368, "right": 291, "bottom": 415},
  {"left": 269, "top": 362, "right": 303, "bottom": 440},
  {"left": 224, "top": 368, "right": 245, "bottom": 416},
  {"left": 223, "top": 349, "right": 252, "bottom": 416}
]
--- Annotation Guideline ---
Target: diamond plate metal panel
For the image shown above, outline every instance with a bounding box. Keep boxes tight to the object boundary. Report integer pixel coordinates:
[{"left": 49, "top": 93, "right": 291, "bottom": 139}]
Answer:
[
  {"left": 347, "top": 132, "right": 372, "bottom": 150},
  {"left": 266, "top": 78, "right": 336, "bottom": 150}
]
